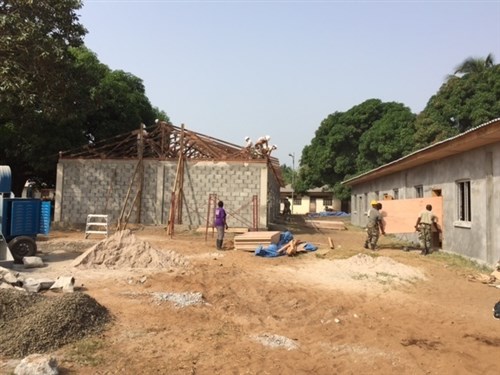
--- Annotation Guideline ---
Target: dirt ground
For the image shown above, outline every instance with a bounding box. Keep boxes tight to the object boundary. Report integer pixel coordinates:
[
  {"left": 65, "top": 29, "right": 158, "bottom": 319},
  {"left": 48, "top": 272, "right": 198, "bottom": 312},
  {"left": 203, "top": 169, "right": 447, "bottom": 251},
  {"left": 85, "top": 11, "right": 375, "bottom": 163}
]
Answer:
[{"left": 1, "top": 216, "right": 500, "bottom": 375}]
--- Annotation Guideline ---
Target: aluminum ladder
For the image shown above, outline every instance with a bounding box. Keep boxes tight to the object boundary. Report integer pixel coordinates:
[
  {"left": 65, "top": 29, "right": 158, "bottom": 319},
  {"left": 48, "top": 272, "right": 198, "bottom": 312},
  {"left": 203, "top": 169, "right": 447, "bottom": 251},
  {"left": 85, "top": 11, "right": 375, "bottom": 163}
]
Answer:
[{"left": 84, "top": 214, "right": 109, "bottom": 239}]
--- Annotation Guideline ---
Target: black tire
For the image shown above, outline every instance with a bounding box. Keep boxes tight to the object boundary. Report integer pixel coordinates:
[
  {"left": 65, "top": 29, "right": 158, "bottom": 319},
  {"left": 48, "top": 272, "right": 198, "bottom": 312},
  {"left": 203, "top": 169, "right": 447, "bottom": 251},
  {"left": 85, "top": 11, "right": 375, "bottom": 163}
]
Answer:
[{"left": 8, "top": 236, "right": 37, "bottom": 262}]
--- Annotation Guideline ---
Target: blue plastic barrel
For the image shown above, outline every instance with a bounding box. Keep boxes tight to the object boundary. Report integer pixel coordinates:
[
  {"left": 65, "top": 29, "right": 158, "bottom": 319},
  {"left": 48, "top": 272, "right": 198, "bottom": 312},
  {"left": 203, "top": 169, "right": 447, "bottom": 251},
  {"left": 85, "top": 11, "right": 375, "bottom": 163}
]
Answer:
[{"left": 39, "top": 201, "right": 51, "bottom": 235}]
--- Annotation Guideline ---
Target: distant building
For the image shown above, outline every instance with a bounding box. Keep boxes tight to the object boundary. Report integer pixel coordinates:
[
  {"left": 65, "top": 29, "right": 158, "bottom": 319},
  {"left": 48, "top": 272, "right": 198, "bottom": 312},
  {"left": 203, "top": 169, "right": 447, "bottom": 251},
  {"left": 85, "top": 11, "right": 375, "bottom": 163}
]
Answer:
[
  {"left": 343, "top": 118, "right": 500, "bottom": 265},
  {"left": 280, "top": 184, "right": 341, "bottom": 215}
]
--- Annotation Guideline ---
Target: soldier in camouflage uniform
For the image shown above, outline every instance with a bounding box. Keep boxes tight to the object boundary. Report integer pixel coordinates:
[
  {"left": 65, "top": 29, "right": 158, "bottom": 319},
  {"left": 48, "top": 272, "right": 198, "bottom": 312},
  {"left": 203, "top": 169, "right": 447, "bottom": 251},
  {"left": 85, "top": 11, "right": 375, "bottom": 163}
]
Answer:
[
  {"left": 415, "top": 204, "right": 439, "bottom": 255},
  {"left": 364, "top": 200, "right": 385, "bottom": 250}
]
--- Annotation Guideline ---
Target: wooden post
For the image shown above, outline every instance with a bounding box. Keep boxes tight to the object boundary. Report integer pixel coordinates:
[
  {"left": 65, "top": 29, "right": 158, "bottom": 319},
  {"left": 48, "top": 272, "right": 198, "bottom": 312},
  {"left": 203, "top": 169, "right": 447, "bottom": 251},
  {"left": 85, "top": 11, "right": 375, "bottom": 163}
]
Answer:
[
  {"left": 205, "top": 193, "right": 217, "bottom": 241},
  {"left": 136, "top": 123, "right": 145, "bottom": 223},
  {"left": 328, "top": 237, "right": 335, "bottom": 249},
  {"left": 175, "top": 124, "right": 185, "bottom": 224},
  {"left": 252, "top": 195, "right": 259, "bottom": 231},
  {"left": 117, "top": 159, "right": 141, "bottom": 231}
]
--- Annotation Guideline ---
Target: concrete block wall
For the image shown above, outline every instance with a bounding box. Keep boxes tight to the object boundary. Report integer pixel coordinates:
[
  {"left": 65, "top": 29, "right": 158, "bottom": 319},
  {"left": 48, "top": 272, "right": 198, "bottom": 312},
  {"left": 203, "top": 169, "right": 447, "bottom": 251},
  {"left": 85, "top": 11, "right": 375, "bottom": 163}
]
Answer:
[
  {"left": 55, "top": 160, "right": 159, "bottom": 225},
  {"left": 55, "top": 159, "right": 274, "bottom": 229},
  {"left": 180, "top": 161, "right": 265, "bottom": 228}
]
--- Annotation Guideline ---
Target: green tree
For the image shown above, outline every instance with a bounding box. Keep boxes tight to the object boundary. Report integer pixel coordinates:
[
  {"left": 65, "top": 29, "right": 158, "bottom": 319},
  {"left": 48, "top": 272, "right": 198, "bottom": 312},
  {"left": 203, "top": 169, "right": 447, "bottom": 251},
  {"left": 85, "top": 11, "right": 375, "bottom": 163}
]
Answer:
[
  {"left": 153, "top": 107, "right": 170, "bottom": 123},
  {"left": 298, "top": 99, "right": 414, "bottom": 200},
  {"left": 454, "top": 53, "right": 495, "bottom": 75},
  {"left": 0, "top": 0, "right": 86, "bottom": 116},
  {"left": 0, "top": 0, "right": 87, "bottom": 193},
  {"left": 356, "top": 103, "right": 416, "bottom": 172},
  {"left": 280, "top": 164, "right": 294, "bottom": 186},
  {"left": 86, "top": 70, "right": 157, "bottom": 142},
  {"left": 413, "top": 56, "right": 500, "bottom": 149}
]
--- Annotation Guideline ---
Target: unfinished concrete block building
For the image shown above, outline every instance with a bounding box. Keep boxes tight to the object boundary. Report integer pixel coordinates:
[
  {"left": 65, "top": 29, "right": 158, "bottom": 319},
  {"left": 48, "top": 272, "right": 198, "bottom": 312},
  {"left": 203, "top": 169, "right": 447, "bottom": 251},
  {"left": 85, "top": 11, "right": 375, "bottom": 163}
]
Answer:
[
  {"left": 343, "top": 118, "right": 500, "bottom": 265},
  {"left": 54, "top": 122, "right": 284, "bottom": 231}
]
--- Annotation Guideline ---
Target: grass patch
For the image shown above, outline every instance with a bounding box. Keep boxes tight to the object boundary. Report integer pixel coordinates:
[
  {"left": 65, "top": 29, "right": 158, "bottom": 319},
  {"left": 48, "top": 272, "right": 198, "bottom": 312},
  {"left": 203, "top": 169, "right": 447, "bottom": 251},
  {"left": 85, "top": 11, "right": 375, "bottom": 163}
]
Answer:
[
  {"left": 351, "top": 273, "right": 369, "bottom": 280},
  {"left": 66, "top": 338, "right": 106, "bottom": 367},
  {"left": 430, "top": 252, "right": 493, "bottom": 273}
]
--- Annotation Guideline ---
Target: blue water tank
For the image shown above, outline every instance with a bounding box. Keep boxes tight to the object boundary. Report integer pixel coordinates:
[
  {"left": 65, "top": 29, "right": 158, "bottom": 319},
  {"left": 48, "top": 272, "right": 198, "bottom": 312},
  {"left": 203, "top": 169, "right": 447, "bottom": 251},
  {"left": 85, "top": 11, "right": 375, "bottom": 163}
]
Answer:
[
  {"left": 0, "top": 166, "right": 12, "bottom": 193},
  {"left": 39, "top": 201, "right": 51, "bottom": 235}
]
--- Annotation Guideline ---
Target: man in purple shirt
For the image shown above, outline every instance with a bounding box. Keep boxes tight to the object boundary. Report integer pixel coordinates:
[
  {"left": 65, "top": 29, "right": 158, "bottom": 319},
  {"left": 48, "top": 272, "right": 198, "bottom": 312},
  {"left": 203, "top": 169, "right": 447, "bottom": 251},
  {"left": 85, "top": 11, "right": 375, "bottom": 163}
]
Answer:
[{"left": 215, "top": 201, "right": 228, "bottom": 249}]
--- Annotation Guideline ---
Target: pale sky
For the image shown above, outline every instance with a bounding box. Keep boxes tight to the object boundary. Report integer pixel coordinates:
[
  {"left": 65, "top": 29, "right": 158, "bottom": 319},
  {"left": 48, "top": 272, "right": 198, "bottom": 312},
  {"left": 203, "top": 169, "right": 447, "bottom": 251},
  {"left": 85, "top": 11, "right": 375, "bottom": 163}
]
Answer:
[{"left": 80, "top": 0, "right": 500, "bottom": 166}]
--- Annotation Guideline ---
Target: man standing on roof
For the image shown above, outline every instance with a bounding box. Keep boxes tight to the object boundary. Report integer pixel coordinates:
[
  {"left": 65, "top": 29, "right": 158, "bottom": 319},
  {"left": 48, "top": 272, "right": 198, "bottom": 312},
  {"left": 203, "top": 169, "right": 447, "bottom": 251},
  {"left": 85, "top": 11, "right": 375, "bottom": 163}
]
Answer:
[
  {"left": 415, "top": 204, "right": 440, "bottom": 255},
  {"left": 215, "top": 200, "right": 228, "bottom": 250},
  {"left": 254, "top": 135, "right": 270, "bottom": 153},
  {"left": 364, "top": 200, "right": 385, "bottom": 250}
]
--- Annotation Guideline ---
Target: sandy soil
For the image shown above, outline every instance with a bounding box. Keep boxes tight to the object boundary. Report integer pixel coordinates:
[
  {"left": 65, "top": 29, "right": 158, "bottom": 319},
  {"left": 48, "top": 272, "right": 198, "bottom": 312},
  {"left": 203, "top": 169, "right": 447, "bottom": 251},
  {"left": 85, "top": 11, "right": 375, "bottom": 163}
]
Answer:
[{"left": 1, "top": 217, "right": 499, "bottom": 375}]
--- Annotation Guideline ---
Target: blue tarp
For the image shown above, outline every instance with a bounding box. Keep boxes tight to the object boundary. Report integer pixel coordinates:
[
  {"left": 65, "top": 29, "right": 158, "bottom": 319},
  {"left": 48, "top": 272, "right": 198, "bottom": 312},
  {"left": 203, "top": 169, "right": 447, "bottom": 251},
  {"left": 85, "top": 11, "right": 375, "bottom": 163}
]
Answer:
[{"left": 255, "top": 231, "right": 318, "bottom": 257}]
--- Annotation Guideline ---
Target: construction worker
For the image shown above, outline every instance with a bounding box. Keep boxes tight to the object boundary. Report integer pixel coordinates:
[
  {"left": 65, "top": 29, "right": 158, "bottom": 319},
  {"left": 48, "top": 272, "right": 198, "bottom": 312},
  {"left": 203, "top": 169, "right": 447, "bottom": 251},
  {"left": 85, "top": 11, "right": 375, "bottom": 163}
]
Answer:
[
  {"left": 254, "top": 135, "right": 270, "bottom": 152},
  {"left": 244, "top": 136, "right": 253, "bottom": 149},
  {"left": 364, "top": 200, "right": 385, "bottom": 250},
  {"left": 214, "top": 201, "right": 228, "bottom": 250},
  {"left": 283, "top": 197, "right": 291, "bottom": 221},
  {"left": 415, "top": 204, "right": 440, "bottom": 255},
  {"left": 262, "top": 144, "right": 277, "bottom": 157}
]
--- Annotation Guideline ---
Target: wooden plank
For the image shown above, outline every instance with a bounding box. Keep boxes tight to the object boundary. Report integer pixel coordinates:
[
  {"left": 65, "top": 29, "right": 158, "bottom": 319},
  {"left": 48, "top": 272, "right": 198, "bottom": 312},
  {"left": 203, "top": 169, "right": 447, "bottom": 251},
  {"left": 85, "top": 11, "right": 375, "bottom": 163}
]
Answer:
[
  {"left": 234, "top": 231, "right": 280, "bottom": 238},
  {"left": 328, "top": 237, "right": 334, "bottom": 249},
  {"left": 378, "top": 197, "right": 443, "bottom": 234}
]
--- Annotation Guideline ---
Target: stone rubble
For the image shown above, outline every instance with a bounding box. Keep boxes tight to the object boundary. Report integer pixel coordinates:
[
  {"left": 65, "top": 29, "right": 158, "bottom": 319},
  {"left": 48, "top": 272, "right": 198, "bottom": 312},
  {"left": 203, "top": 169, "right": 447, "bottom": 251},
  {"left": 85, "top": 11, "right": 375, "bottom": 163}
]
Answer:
[{"left": 14, "top": 354, "right": 58, "bottom": 375}]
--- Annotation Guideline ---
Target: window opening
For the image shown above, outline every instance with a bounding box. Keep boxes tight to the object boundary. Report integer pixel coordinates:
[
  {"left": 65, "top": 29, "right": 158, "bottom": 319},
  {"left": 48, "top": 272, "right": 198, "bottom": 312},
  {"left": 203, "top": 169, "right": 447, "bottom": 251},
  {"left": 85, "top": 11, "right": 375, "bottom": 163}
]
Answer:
[
  {"left": 457, "top": 181, "right": 471, "bottom": 221},
  {"left": 415, "top": 185, "right": 423, "bottom": 198}
]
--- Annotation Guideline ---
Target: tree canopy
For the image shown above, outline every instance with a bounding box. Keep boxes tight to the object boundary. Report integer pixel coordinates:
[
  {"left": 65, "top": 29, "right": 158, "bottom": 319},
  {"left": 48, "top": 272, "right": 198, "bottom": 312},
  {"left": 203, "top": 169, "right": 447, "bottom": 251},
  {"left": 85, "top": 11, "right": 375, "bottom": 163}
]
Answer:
[
  {"left": 298, "top": 99, "right": 415, "bottom": 200},
  {"left": 0, "top": 1, "right": 168, "bottom": 194},
  {"left": 413, "top": 58, "right": 500, "bottom": 149}
]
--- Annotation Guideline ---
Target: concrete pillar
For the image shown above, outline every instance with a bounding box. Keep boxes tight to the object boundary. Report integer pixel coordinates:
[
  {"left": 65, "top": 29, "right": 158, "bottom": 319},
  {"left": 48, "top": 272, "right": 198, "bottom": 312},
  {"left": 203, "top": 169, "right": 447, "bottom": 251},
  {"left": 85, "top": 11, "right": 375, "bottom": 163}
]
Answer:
[
  {"left": 259, "top": 168, "right": 268, "bottom": 229},
  {"left": 54, "top": 162, "right": 64, "bottom": 222}
]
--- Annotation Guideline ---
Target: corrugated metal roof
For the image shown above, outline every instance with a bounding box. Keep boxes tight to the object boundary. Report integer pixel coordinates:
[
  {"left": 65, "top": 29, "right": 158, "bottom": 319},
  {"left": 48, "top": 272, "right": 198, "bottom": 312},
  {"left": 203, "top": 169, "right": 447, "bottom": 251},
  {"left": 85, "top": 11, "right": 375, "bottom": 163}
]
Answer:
[{"left": 343, "top": 117, "right": 500, "bottom": 186}]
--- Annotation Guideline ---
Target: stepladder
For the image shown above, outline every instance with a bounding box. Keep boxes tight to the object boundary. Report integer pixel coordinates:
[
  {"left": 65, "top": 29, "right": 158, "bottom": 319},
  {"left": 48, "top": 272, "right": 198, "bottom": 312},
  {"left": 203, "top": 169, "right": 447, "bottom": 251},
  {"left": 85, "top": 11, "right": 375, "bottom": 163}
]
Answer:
[{"left": 85, "top": 214, "right": 109, "bottom": 239}]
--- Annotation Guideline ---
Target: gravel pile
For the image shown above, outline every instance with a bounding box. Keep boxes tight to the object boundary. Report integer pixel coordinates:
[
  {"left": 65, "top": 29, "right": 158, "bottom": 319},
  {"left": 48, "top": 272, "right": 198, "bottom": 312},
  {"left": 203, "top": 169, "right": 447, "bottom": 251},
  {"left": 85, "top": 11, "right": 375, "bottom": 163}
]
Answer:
[
  {"left": 0, "top": 289, "right": 111, "bottom": 358},
  {"left": 152, "top": 292, "right": 205, "bottom": 307}
]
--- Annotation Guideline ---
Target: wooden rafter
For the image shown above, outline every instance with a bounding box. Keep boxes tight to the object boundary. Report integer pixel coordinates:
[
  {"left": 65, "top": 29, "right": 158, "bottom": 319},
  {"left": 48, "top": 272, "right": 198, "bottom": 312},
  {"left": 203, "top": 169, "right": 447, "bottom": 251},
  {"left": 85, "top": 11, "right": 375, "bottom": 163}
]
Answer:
[{"left": 59, "top": 121, "right": 285, "bottom": 186}]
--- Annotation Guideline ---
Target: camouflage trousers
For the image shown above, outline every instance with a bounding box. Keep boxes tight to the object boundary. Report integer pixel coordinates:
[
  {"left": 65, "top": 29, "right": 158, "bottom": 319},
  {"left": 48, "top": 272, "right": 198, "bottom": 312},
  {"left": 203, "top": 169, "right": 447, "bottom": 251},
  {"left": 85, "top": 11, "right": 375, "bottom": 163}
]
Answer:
[
  {"left": 365, "top": 225, "right": 380, "bottom": 249},
  {"left": 418, "top": 224, "right": 432, "bottom": 250}
]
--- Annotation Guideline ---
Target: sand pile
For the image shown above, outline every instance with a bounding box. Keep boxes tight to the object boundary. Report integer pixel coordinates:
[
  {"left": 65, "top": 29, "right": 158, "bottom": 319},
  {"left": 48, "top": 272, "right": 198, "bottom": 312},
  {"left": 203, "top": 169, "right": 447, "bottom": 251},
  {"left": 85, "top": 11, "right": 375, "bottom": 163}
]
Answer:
[
  {"left": 71, "top": 229, "right": 189, "bottom": 270},
  {"left": 338, "top": 253, "right": 427, "bottom": 281},
  {"left": 0, "top": 290, "right": 111, "bottom": 358},
  {"left": 273, "top": 253, "right": 426, "bottom": 291}
]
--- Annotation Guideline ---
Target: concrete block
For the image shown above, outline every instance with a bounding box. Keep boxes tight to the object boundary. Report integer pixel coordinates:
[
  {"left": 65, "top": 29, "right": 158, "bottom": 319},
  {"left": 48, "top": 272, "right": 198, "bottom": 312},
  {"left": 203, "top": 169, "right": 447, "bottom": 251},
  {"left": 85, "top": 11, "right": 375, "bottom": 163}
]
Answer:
[
  {"left": 23, "top": 256, "right": 45, "bottom": 268},
  {"left": 23, "top": 277, "right": 55, "bottom": 293},
  {"left": 50, "top": 276, "right": 75, "bottom": 293}
]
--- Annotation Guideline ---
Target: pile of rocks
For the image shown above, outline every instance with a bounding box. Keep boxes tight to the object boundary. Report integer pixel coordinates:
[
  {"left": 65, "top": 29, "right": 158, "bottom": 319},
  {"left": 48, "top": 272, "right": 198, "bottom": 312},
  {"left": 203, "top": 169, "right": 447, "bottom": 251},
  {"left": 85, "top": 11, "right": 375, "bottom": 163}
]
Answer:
[
  {"left": 0, "top": 266, "right": 75, "bottom": 293},
  {"left": 0, "top": 289, "right": 111, "bottom": 358}
]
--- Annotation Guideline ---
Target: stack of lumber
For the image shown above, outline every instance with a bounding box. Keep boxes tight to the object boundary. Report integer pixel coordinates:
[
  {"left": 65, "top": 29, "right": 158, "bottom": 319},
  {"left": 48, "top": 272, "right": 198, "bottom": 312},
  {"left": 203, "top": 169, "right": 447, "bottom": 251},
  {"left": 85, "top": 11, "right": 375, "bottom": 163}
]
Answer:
[
  {"left": 277, "top": 239, "right": 305, "bottom": 256},
  {"left": 234, "top": 231, "right": 281, "bottom": 252},
  {"left": 305, "top": 220, "right": 346, "bottom": 230}
]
